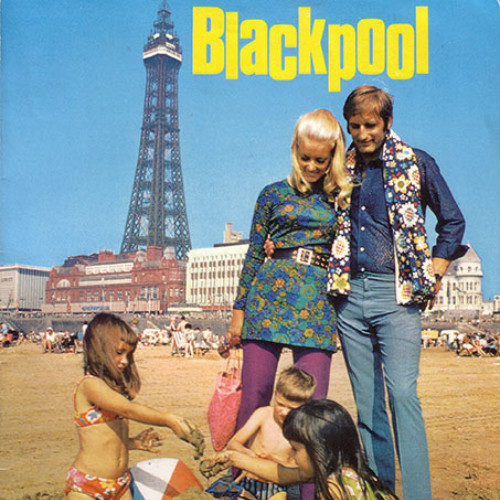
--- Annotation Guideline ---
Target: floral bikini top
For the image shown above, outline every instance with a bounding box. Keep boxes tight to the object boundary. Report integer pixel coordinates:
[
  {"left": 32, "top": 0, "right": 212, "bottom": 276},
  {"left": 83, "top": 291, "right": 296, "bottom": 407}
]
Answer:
[{"left": 73, "top": 375, "right": 123, "bottom": 427}]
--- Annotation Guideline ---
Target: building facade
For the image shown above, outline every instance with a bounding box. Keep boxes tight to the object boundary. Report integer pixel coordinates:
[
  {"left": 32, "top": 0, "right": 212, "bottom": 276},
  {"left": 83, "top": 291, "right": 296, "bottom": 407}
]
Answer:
[
  {"left": 495, "top": 295, "right": 500, "bottom": 315},
  {"left": 186, "top": 242, "right": 249, "bottom": 311},
  {"left": 0, "top": 265, "right": 50, "bottom": 311},
  {"left": 223, "top": 223, "right": 243, "bottom": 244},
  {"left": 432, "top": 244, "right": 483, "bottom": 319},
  {"left": 44, "top": 246, "right": 185, "bottom": 314}
]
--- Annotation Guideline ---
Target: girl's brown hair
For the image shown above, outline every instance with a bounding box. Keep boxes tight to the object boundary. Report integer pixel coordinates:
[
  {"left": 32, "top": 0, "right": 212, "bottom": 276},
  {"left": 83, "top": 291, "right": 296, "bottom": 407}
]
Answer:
[{"left": 83, "top": 313, "right": 141, "bottom": 399}]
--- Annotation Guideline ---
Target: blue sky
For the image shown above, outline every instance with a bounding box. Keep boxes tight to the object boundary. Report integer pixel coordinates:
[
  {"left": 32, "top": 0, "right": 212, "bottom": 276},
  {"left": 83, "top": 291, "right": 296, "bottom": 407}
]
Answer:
[{"left": 2, "top": 0, "right": 499, "bottom": 298}]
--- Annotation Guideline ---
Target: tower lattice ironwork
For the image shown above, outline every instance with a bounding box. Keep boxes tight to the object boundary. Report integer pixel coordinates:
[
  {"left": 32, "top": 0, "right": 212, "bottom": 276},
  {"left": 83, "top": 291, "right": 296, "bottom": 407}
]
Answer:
[{"left": 121, "top": 2, "right": 191, "bottom": 260}]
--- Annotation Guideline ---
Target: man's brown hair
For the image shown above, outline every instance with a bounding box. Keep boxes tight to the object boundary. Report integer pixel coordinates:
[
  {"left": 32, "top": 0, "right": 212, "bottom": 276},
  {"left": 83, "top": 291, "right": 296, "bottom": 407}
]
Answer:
[{"left": 343, "top": 85, "right": 394, "bottom": 130}]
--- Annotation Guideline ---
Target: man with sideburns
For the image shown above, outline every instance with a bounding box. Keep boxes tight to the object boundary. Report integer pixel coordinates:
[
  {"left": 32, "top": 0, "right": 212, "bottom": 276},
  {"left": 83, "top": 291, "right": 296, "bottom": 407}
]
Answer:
[{"left": 326, "top": 85, "right": 466, "bottom": 499}]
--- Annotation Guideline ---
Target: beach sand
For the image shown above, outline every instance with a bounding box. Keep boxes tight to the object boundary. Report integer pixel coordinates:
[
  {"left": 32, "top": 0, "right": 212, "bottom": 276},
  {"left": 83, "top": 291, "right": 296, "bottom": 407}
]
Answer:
[{"left": 0, "top": 343, "right": 498, "bottom": 499}]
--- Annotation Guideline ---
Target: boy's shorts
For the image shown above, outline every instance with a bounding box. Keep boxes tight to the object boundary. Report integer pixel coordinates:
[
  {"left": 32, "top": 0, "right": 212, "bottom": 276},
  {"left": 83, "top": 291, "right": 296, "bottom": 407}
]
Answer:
[{"left": 238, "top": 476, "right": 295, "bottom": 500}]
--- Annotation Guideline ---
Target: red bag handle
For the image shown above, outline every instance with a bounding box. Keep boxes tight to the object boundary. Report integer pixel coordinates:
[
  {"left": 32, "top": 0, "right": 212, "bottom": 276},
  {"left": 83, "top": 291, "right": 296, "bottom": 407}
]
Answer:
[{"left": 223, "top": 348, "right": 242, "bottom": 380}]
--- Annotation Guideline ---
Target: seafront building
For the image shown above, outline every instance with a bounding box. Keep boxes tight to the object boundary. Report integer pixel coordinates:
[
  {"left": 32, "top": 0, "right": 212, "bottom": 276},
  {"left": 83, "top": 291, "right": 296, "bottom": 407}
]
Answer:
[
  {"left": 186, "top": 237, "right": 490, "bottom": 319},
  {"left": 431, "top": 244, "right": 484, "bottom": 319},
  {"left": 185, "top": 242, "right": 248, "bottom": 312},
  {"left": 7, "top": 234, "right": 492, "bottom": 319},
  {"left": 0, "top": 265, "right": 50, "bottom": 311},
  {"left": 43, "top": 246, "right": 185, "bottom": 314},
  {"left": 185, "top": 224, "right": 248, "bottom": 311}
]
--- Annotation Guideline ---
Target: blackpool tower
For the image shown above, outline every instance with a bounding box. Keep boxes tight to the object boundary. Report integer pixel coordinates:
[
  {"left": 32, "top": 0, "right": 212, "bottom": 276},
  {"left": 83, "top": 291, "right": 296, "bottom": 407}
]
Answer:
[{"left": 121, "top": 2, "right": 191, "bottom": 260}]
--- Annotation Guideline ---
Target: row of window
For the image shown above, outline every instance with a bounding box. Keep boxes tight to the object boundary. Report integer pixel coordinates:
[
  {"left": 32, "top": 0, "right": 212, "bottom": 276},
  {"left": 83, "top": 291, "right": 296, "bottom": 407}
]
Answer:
[
  {"left": 190, "top": 286, "right": 238, "bottom": 297},
  {"left": 51, "top": 287, "right": 182, "bottom": 303},
  {"left": 437, "top": 295, "right": 480, "bottom": 306},
  {"left": 190, "top": 259, "right": 245, "bottom": 268},
  {"left": 189, "top": 270, "right": 241, "bottom": 280},
  {"left": 447, "top": 281, "right": 480, "bottom": 292}
]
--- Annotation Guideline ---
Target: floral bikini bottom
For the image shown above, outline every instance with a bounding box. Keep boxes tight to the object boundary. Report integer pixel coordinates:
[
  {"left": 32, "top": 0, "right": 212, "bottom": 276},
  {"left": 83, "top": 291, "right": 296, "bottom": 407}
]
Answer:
[{"left": 65, "top": 465, "right": 131, "bottom": 499}]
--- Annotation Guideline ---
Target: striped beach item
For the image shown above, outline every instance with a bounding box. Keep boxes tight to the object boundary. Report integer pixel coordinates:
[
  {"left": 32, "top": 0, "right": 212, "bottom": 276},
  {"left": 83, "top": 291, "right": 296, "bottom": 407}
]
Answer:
[{"left": 130, "top": 458, "right": 202, "bottom": 500}]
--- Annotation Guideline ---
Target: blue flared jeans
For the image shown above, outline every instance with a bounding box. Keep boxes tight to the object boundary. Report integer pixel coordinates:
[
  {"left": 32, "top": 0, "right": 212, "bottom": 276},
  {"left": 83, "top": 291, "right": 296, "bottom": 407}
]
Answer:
[{"left": 335, "top": 273, "right": 432, "bottom": 500}]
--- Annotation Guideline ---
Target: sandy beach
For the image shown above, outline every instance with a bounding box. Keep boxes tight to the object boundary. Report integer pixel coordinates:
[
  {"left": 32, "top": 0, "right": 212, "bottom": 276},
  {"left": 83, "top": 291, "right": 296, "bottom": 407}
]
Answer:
[{"left": 0, "top": 343, "right": 498, "bottom": 500}]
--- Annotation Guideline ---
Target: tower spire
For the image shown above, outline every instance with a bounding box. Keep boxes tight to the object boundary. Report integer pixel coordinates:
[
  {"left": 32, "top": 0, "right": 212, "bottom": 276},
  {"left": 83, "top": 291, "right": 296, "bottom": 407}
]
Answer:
[{"left": 121, "top": 6, "right": 191, "bottom": 260}]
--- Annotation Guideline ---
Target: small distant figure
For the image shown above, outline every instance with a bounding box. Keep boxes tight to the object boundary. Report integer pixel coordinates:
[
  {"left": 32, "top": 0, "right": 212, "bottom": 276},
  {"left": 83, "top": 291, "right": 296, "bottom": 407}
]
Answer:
[
  {"left": 61, "top": 330, "right": 76, "bottom": 353},
  {"left": 177, "top": 315, "right": 189, "bottom": 332},
  {"left": 192, "top": 327, "right": 210, "bottom": 356},
  {"left": 226, "top": 367, "right": 316, "bottom": 499},
  {"left": 65, "top": 312, "right": 205, "bottom": 499},
  {"left": 42, "top": 327, "right": 56, "bottom": 353},
  {"left": 0, "top": 322, "right": 9, "bottom": 347}
]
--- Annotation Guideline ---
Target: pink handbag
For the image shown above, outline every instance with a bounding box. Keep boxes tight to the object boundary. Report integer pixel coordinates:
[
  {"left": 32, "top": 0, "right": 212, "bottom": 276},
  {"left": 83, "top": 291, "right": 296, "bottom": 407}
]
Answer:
[{"left": 207, "top": 349, "right": 242, "bottom": 451}]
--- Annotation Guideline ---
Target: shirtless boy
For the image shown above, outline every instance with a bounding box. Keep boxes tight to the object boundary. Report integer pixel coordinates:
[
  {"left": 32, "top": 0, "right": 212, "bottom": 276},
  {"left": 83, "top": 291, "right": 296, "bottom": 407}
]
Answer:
[{"left": 227, "top": 366, "right": 316, "bottom": 499}]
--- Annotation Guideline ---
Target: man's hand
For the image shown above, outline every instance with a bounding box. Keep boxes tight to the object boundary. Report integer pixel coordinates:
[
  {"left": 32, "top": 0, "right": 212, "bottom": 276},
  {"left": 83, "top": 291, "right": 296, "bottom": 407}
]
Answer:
[
  {"left": 263, "top": 235, "right": 275, "bottom": 259},
  {"left": 420, "top": 257, "right": 449, "bottom": 311}
]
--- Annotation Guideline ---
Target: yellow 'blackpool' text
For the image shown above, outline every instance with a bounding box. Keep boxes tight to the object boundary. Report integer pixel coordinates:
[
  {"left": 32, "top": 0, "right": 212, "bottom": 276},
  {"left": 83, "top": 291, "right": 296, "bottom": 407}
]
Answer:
[{"left": 192, "top": 6, "right": 429, "bottom": 92}]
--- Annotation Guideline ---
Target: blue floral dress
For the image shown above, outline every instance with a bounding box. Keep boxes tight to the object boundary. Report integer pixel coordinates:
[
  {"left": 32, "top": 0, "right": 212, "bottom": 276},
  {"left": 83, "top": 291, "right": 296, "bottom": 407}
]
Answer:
[{"left": 234, "top": 180, "right": 338, "bottom": 351}]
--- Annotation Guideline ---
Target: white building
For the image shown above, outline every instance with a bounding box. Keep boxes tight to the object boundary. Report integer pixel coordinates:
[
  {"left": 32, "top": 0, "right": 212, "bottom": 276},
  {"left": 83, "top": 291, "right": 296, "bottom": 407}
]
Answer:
[
  {"left": 186, "top": 241, "right": 249, "bottom": 310},
  {"left": 433, "top": 244, "right": 483, "bottom": 318},
  {"left": 0, "top": 264, "right": 50, "bottom": 311},
  {"left": 482, "top": 300, "right": 494, "bottom": 316},
  {"left": 494, "top": 295, "right": 500, "bottom": 314},
  {"left": 223, "top": 222, "right": 243, "bottom": 244}
]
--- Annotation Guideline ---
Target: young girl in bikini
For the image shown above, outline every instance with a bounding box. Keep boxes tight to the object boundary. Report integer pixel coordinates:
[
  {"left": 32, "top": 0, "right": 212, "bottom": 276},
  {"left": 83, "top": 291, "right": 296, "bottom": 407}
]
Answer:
[
  {"left": 203, "top": 399, "right": 396, "bottom": 499},
  {"left": 65, "top": 312, "right": 204, "bottom": 500}
]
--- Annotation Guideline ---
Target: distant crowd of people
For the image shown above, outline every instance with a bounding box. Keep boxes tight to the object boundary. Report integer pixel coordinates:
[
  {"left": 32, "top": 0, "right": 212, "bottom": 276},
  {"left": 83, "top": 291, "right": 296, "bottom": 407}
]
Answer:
[
  {"left": 0, "top": 317, "right": 227, "bottom": 359},
  {"left": 0, "top": 324, "right": 84, "bottom": 353},
  {"left": 161, "top": 316, "right": 227, "bottom": 358},
  {"left": 2, "top": 318, "right": 499, "bottom": 361},
  {"left": 421, "top": 328, "right": 500, "bottom": 357},
  {"left": 453, "top": 331, "right": 499, "bottom": 357}
]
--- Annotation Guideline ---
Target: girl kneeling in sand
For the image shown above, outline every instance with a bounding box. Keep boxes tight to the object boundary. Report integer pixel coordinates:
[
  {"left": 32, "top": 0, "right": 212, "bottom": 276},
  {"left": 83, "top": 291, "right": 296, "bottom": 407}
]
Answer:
[{"left": 65, "top": 312, "right": 204, "bottom": 500}]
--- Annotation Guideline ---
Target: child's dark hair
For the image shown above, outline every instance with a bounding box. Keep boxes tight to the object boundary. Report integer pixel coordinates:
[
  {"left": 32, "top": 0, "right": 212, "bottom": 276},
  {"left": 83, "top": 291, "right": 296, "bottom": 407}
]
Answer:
[
  {"left": 83, "top": 313, "right": 141, "bottom": 399},
  {"left": 282, "top": 399, "right": 396, "bottom": 500}
]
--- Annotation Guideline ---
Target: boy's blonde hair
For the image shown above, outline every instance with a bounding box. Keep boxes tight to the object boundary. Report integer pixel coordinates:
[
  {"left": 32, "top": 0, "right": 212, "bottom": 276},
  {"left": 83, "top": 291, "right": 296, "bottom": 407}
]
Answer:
[{"left": 276, "top": 366, "right": 317, "bottom": 403}]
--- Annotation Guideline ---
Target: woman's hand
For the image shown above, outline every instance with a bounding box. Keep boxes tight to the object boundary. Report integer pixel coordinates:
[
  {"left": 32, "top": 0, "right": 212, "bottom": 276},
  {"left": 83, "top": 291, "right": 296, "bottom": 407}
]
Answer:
[
  {"left": 129, "top": 427, "right": 164, "bottom": 453},
  {"left": 263, "top": 235, "right": 275, "bottom": 259},
  {"left": 227, "top": 309, "right": 244, "bottom": 348}
]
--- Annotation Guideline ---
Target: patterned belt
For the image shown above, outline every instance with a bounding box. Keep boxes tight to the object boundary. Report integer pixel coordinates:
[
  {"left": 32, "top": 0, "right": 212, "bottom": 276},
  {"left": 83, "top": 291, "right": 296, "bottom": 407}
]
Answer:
[{"left": 272, "top": 247, "right": 329, "bottom": 270}]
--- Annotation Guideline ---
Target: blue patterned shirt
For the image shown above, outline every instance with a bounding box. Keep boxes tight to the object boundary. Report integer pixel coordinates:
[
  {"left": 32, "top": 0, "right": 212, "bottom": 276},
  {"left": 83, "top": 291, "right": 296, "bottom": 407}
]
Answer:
[{"left": 350, "top": 148, "right": 467, "bottom": 275}]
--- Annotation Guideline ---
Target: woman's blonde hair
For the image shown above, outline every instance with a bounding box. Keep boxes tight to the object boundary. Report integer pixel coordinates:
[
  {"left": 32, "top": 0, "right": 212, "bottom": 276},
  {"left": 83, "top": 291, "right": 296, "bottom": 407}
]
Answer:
[
  {"left": 288, "top": 109, "right": 352, "bottom": 208},
  {"left": 83, "top": 313, "right": 141, "bottom": 399}
]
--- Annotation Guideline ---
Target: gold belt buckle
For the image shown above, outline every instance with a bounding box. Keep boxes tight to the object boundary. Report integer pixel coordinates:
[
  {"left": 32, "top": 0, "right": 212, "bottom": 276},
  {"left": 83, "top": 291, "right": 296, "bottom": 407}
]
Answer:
[{"left": 296, "top": 248, "right": 314, "bottom": 266}]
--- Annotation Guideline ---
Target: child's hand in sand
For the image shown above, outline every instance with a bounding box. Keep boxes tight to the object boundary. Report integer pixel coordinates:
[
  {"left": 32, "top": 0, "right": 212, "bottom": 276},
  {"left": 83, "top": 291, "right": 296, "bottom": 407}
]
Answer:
[
  {"left": 129, "top": 427, "right": 165, "bottom": 453},
  {"left": 199, "top": 452, "right": 232, "bottom": 479},
  {"left": 174, "top": 417, "right": 205, "bottom": 460}
]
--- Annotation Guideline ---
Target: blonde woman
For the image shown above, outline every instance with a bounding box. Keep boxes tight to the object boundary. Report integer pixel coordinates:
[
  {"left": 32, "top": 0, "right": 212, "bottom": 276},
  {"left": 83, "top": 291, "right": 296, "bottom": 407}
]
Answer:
[{"left": 227, "top": 110, "right": 352, "bottom": 500}]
